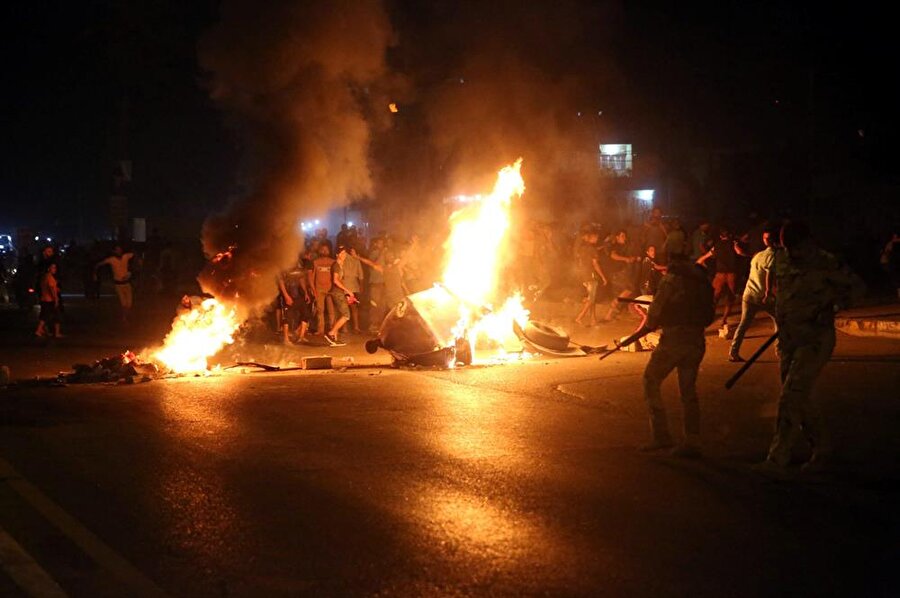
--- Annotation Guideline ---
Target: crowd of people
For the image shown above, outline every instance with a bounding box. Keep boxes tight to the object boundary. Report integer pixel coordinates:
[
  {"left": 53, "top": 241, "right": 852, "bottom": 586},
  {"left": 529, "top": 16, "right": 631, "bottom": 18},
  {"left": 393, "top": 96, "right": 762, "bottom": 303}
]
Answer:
[
  {"left": 3, "top": 212, "right": 897, "bottom": 351},
  {"left": 1, "top": 233, "right": 203, "bottom": 338},
  {"left": 637, "top": 219, "right": 866, "bottom": 475},
  {"left": 275, "top": 225, "right": 432, "bottom": 347},
  {"left": 270, "top": 210, "right": 900, "bottom": 351}
]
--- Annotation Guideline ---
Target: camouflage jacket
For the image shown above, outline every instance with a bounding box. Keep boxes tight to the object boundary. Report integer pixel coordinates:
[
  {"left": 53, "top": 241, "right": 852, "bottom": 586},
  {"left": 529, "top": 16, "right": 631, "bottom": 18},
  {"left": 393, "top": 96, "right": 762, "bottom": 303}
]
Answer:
[
  {"left": 646, "top": 262, "right": 715, "bottom": 332},
  {"left": 774, "top": 245, "right": 865, "bottom": 345}
]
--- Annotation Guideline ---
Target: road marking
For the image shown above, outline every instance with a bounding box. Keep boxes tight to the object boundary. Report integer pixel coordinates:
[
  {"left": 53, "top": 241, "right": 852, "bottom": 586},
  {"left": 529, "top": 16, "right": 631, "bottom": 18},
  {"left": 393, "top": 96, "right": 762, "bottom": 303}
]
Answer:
[
  {"left": 0, "top": 458, "right": 167, "bottom": 598},
  {"left": 0, "top": 525, "right": 67, "bottom": 598}
]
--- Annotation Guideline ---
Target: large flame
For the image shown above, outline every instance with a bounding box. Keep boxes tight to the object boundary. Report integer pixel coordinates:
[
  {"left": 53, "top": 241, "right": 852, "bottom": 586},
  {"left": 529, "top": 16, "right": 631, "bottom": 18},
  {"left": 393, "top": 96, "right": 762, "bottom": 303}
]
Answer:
[
  {"left": 442, "top": 159, "right": 530, "bottom": 357},
  {"left": 152, "top": 298, "right": 240, "bottom": 373}
]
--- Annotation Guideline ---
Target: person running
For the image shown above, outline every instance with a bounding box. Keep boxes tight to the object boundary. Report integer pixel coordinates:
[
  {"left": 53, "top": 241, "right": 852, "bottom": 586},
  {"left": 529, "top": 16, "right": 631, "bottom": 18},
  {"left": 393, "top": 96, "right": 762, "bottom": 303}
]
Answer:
[
  {"left": 603, "top": 230, "right": 639, "bottom": 322},
  {"left": 729, "top": 230, "right": 777, "bottom": 361},
  {"left": 95, "top": 245, "right": 135, "bottom": 323}
]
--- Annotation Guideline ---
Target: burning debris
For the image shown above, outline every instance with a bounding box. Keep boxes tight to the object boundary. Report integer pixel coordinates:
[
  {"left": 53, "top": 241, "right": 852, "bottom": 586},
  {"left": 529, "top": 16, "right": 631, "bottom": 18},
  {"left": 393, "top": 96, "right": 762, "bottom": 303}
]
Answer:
[
  {"left": 59, "top": 351, "right": 159, "bottom": 385},
  {"left": 367, "top": 159, "right": 596, "bottom": 367},
  {"left": 152, "top": 297, "right": 241, "bottom": 374}
]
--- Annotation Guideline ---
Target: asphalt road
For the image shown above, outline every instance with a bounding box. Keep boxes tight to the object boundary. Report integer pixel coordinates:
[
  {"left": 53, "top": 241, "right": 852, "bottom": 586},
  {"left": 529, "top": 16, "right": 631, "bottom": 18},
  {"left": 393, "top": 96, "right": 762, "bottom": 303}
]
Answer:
[{"left": 1, "top": 326, "right": 900, "bottom": 596}]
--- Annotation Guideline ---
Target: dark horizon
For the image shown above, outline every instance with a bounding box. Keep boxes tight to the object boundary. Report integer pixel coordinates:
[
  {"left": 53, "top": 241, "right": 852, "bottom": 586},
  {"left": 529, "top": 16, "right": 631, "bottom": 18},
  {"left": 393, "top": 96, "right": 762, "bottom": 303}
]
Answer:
[{"left": 1, "top": 1, "right": 897, "bottom": 237}]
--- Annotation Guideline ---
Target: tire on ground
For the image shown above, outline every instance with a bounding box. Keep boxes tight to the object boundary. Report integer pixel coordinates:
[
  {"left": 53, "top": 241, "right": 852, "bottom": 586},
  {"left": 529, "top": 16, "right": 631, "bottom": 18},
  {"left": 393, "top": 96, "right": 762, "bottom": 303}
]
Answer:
[{"left": 522, "top": 321, "right": 571, "bottom": 352}]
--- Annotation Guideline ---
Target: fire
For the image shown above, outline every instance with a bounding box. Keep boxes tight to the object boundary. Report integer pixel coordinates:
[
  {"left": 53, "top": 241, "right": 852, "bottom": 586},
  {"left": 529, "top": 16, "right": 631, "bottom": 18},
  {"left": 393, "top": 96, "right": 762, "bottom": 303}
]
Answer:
[
  {"left": 442, "top": 159, "right": 530, "bottom": 358},
  {"left": 152, "top": 298, "right": 240, "bottom": 373}
]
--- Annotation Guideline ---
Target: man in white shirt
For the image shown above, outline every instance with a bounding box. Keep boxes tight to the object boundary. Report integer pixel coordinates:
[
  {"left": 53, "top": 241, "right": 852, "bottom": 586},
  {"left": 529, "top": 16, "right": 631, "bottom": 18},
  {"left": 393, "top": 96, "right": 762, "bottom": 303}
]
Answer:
[
  {"left": 730, "top": 231, "right": 777, "bottom": 361},
  {"left": 95, "top": 245, "right": 135, "bottom": 322}
]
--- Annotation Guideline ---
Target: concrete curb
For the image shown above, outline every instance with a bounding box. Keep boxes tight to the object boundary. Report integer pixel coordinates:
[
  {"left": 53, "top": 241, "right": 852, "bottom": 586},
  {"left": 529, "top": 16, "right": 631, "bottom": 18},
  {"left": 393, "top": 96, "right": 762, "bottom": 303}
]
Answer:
[{"left": 835, "top": 318, "right": 900, "bottom": 339}]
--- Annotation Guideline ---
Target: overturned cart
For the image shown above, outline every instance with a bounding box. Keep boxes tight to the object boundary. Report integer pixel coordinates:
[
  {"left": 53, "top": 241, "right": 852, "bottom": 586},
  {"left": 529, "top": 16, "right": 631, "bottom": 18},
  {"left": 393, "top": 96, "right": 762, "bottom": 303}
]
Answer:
[{"left": 365, "top": 286, "right": 593, "bottom": 367}]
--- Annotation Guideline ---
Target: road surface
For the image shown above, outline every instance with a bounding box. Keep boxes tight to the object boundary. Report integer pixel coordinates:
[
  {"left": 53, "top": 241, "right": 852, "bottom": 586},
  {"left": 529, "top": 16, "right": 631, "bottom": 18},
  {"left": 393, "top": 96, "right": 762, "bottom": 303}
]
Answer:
[{"left": 1, "top": 315, "right": 899, "bottom": 595}]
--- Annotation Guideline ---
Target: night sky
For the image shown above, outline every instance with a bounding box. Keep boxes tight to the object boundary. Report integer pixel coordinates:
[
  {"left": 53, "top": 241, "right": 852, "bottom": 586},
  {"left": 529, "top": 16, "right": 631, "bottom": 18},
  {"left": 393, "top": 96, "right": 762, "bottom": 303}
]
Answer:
[{"left": 1, "top": 1, "right": 896, "bottom": 237}]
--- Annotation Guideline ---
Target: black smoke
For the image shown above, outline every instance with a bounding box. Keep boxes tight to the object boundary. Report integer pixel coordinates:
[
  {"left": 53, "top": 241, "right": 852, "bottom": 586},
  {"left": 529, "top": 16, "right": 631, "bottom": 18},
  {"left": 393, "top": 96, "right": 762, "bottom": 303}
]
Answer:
[{"left": 197, "top": 0, "right": 394, "bottom": 313}]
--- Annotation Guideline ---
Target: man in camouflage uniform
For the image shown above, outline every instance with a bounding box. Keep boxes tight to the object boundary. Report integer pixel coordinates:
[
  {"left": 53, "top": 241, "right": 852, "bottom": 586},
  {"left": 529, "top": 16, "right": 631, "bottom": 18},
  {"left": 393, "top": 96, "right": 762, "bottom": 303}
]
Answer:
[
  {"left": 641, "top": 251, "right": 715, "bottom": 457},
  {"left": 755, "top": 222, "right": 865, "bottom": 477}
]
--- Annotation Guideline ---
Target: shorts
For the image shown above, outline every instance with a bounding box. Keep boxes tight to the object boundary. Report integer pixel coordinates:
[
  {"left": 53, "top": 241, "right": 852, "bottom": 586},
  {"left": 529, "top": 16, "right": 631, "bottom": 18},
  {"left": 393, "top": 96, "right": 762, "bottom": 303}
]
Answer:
[
  {"left": 285, "top": 296, "right": 312, "bottom": 327},
  {"left": 39, "top": 301, "right": 59, "bottom": 325},
  {"left": 330, "top": 291, "right": 350, "bottom": 319},
  {"left": 114, "top": 282, "right": 133, "bottom": 308},
  {"left": 582, "top": 280, "right": 599, "bottom": 304},
  {"left": 611, "top": 270, "right": 634, "bottom": 295},
  {"left": 712, "top": 272, "right": 737, "bottom": 297}
]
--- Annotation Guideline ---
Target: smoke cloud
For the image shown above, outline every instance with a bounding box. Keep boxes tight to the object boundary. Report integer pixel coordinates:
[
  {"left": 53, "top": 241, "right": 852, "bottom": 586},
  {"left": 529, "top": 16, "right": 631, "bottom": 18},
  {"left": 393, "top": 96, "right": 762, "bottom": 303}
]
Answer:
[
  {"left": 373, "top": 0, "right": 623, "bottom": 224},
  {"left": 197, "top": 0, "right": 393, "bottom": 312}
]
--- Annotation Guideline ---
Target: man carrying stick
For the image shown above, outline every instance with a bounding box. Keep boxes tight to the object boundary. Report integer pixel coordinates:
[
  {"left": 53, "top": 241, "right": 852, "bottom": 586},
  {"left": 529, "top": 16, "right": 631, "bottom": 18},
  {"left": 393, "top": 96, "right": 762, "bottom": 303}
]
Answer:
[
  {"left": 639, "top": 251, "right": 714, "bottom": 457},
  {"left": 753, "top": 222, "right": 864, "bottom": 478}
]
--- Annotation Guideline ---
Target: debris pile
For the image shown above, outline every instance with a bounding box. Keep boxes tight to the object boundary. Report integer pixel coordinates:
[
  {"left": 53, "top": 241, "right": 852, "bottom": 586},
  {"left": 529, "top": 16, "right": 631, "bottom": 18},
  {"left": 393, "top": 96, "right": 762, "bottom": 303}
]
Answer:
[{"left": 64, "top": 351, "right": 160, "bottom": 384}]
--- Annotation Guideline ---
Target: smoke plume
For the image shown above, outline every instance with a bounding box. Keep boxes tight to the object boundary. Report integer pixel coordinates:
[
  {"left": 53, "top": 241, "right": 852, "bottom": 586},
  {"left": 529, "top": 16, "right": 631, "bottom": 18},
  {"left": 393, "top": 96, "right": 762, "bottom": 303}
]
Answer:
[
  {"left": 373, "top": 0, "right": 623, "bottom": 224},
  {"left": 197, "top": 0, "right": 393, "bottom": 313}
]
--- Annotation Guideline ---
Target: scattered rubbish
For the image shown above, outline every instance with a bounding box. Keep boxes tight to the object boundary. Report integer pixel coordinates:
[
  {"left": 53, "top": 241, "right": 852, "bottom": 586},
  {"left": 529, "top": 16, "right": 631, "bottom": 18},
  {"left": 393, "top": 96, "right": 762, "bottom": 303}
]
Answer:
[{"left": 66, "top": 351, "right": 159, "bottom": 384}]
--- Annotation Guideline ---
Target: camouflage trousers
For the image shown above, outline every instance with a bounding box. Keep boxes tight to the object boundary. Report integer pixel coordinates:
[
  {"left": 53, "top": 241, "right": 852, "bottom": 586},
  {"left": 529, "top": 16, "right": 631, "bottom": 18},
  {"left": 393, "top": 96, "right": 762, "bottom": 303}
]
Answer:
[
  {"left": 643, "top": 328, "right": 706, "bottom": 445},
  {"left": 767, "top": 329, "right": 835, "bottom": 466}
]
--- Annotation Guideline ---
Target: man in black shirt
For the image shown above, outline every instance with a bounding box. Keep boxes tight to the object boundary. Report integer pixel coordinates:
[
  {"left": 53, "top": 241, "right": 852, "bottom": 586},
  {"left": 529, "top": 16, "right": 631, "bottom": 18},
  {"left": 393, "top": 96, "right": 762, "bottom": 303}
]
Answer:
[{"left": 697, "top": 226, "right": 741, "bottom": 326}]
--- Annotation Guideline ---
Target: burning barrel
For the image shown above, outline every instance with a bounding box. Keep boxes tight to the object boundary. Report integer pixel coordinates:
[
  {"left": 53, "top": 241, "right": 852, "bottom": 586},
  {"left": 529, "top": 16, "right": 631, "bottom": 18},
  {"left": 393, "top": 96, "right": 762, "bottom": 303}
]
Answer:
[{"left": 366, "top": 286, "right": 471, "bottom": 366}]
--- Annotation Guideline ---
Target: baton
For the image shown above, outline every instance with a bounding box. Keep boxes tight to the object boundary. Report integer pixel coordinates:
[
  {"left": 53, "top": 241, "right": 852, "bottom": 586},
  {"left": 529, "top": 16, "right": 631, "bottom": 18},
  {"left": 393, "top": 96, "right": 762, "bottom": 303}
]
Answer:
[
  {"left": 725, "top": 302, "right": 841, "bottom": 389},
  {"left": 724, "top": 332, "right": 777, "bottom": 389},
  {"left": 616, "top": 298, "right": 652, "bottom": 305},
  {"left": 598, "top": 326, "right": 650, "bottom": 361}
]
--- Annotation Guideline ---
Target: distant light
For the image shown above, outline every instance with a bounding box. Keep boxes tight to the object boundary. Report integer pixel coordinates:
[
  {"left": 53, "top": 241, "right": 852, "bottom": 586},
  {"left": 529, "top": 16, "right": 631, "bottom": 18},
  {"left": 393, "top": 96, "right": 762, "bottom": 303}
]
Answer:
[
  {"left": 315, "top": 219, "right": 320, "bottom": 225},
  {"left": 600, "top": 143, "right": 630, "bottom": 155},
  {"left": 388, "top": 103, "right": 398, "bottom": 113},
  {"left": 459, "top": 77, "right": 465, "bottom": 84},
  {"left": 46, "top": 237, "right": 52, "bottom": 242},
  {"left": 577, "top": 111, "right": 582, "bottom": 117},
  {"left": 348, "top": 221, "right": 354, "bottom": 226},
  {"left": 597, "top": 110, "right": 603, "bottom": 116},
  {"left": 635, "top": 189, "right": 655, "bottom": 202},
  {"left": 34, "top": 236, "right": 39, "bottom": 241}
]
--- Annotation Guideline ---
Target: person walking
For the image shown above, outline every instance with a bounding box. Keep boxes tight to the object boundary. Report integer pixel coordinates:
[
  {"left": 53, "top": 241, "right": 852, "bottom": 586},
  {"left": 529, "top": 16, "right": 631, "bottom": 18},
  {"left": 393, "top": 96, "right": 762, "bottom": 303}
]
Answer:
[
  {"left": 575, "top": 228, "right": 607, "bottom": 326},
  {"left": 324, "top": 246, "right": 355, "bottom": 347},
  {"left": 639, "top": 250, "right": 715, "bottom": 458},
  {"left": 729, "top": 230, "right": 778, "bottom": 361},
  {"left": 754, "top": 222, "right": 865, "bottom": 477},
  {"left": 35, "top": 263, "right": 62, "bottom": 338},
  {"left": 343, "top": 248, "right": 365, "bottom": 333}
]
